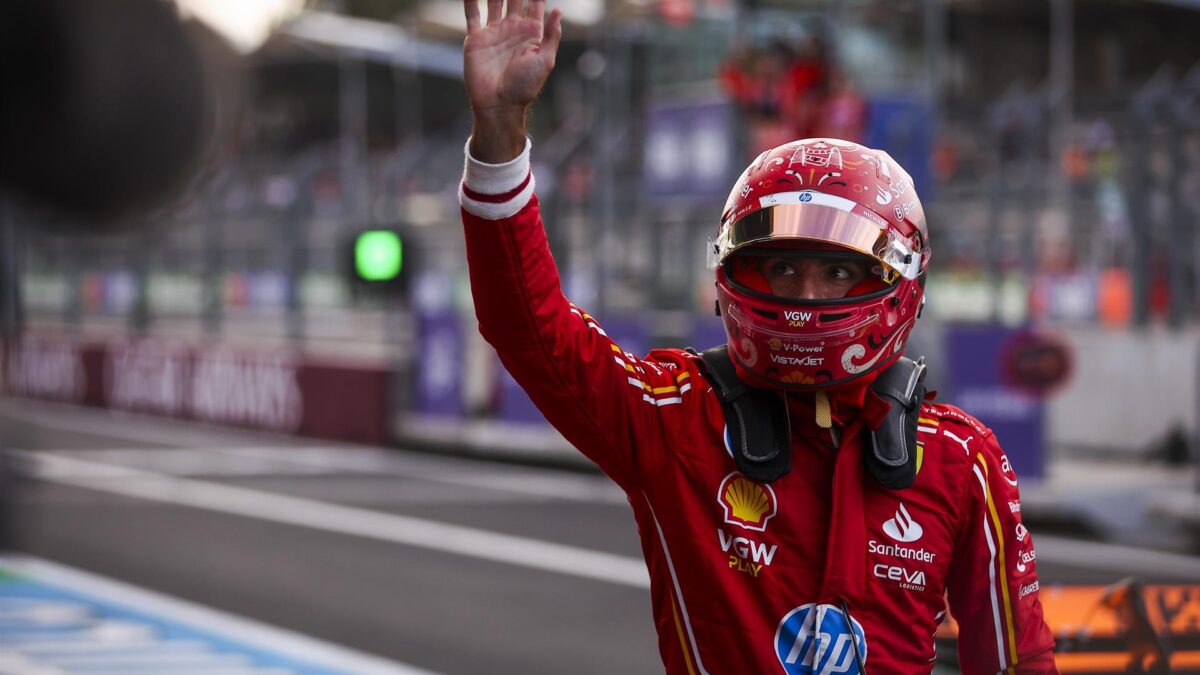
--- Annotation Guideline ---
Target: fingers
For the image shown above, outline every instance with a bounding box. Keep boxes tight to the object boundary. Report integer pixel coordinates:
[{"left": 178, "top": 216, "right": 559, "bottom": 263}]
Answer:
[
  {"left": 541, "top": 8, "right": 563, "bottom": 61},
  {"left": 475, "top": 0, "right": 545, "bottom": 29},
  {"left": 464, "top": 0, "right": 481, "bottom": 32}
]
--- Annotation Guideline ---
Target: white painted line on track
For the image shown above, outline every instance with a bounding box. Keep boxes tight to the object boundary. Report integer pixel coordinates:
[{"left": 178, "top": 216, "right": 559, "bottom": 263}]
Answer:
[
  {"left": 17, "top": 451, "right": 653, "bottom": 589},
  {"left": 14, "top": 639, "right": 208, "bottom": 655},
  {"left": 39, "top": 649, "right": 250, "bottom": 668},
  {"left": 1, "top": 399, "right": 628, "bottom": 504},
  {"left": 0, "top": 555, "right": 442, "bottom": 675},
  {"left": 22, "top": 445, "right": 627, "bottom": 505},
  {"left": 0, "top": 398, "right": 323, "bottom": 451},
  {"left": 218, "top": 446, "right": 627, "bottom": 504}
]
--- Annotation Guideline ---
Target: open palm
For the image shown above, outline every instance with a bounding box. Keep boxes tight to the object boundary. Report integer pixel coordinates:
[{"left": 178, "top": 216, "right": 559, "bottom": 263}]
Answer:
[{"left": 463, "top": 0, "right": 562, "bottom": 112}]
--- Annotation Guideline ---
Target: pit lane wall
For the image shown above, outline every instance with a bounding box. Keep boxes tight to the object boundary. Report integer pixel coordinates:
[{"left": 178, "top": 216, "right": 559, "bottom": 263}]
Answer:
[
  {"left": 0, "top": 334, "right": 391, "bottom": 445},
  {"left": 1045, "top": 325, "right": 1199, "bottom": 457}
]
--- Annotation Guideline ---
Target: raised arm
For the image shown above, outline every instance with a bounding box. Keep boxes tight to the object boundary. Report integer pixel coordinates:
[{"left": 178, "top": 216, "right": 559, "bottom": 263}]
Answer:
[{"left": 458, "top": 1, "right": 697, "bottom": 491}]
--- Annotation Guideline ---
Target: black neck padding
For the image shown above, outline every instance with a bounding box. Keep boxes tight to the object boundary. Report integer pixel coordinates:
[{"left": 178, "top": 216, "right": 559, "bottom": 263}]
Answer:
[{"left": 694, "top": 346, "right": 926, "bottom": 488}]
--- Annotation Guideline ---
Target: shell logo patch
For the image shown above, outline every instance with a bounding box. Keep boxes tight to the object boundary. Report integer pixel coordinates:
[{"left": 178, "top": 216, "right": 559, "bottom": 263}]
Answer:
[{"left": 718, "top": 472, "right": 778, "bottom": 532}]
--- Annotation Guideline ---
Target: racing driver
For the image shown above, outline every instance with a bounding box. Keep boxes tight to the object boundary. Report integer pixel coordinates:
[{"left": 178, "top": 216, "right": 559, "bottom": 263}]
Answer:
[{"left": 458, "top": 0, "right": 1058, "bottom": 672}]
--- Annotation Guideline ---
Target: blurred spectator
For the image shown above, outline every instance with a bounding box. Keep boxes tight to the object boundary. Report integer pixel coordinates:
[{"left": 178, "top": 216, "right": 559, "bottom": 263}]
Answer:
[
  {"left": 813, "top": 71, "right": 867, "bottom": 142},
  {"left": 1097, "top": 268, "right": 1134, "bottom": 326},
  {"left": 720, "top": 34, "right": 839, "bottom": 156},
  {"left": 931, "top": 138, "right": 961, "bottom": 183},
  {"left": 779, "top": 35, "right": 829, "bottom": 138}
]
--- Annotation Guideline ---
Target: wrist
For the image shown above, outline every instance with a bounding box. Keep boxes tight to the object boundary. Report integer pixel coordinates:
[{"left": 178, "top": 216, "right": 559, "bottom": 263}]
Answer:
[
  {"left": 469, "top": 105, "right": 530, "bottom": 164},
  {"left": 464, "top": 136, "right": 531, "bottom": 191},
  {"left": 461, "top": 136, "right": 535, "bottom": 220}
]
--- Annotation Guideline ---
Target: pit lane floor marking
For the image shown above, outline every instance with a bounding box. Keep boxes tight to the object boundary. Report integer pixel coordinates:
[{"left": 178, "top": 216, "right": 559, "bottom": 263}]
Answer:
[
  {"left": 17, "top": 450, "right": 1200, "bottom": 588},
  {"left": 15, "top": 451, "right": 653, "bottom": 589},
  {"left": 37, "top": 446, "right": 626, "bottom": 505},
  {"left": 0, "top": 398, "right": 322, "bottom": 452},
  {"left": 0, "top": 400, "right": 627, "bottom": 504},
  {"left": 0, "top": 555, "right": 440, "bottom": 675}
]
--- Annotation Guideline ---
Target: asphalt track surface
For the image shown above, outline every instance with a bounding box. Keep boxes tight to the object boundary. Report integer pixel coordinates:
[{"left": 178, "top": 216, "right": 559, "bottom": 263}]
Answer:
[{"left": 2, "top": 399, "right": 1199, "bottom": 675}]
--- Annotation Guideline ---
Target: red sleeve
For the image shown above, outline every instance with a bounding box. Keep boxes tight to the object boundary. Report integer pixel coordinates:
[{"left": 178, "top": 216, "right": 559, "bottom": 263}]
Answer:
[
  {"left": 459, "top": 141, "right": 691, "bottom": 490},
  {"left": 946, "top": 430, "right": 1058, "bottom": 675}
]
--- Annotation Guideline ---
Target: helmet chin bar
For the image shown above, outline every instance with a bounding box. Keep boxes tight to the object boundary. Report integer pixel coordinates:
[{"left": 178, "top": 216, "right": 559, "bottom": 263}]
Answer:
[
  {"left": 731, "top": 344, "right": 906, "bottom": 392},
  {"left": 726, "top": 313, "right": 915, "bottom": 392},
  {"left": 715, "top": 265, "right": 920, "bottom": 390}
]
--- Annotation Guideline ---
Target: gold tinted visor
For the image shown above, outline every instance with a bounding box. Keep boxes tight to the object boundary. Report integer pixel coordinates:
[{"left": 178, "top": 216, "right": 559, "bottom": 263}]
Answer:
[{"left": 710, "top": 192, "right": 921, "bottom": 281}]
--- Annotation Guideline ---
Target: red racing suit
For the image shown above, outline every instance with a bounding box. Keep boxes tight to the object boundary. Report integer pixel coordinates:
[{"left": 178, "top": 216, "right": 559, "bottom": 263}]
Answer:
[{"left": 460, "top": 140, "right": 1057, "bottom": 675}]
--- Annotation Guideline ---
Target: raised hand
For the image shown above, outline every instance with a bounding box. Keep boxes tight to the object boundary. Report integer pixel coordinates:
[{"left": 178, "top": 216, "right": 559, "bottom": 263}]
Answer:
[
  {"left": 464, "top": 0, "right": 562, "bottom": 112},
  {"left": 463, "top": 0, "right": 562, "bottom": 163}
]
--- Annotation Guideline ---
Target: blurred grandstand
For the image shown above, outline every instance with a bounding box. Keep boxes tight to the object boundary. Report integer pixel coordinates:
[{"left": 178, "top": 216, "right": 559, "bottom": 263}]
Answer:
[{"left": 1, "top": 0, "right": 1198, "bottom": 467}]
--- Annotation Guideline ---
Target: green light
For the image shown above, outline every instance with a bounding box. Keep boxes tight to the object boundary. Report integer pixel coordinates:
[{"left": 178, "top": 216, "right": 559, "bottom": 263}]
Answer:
[{"left": 355, "top": 230, "right": 403, "bottom": 281}]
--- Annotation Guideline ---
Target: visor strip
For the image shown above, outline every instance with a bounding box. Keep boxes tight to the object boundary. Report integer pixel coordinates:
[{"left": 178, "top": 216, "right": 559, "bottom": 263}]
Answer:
[{"left": 759, "top": 190, "right": 857, "bottom": 213}]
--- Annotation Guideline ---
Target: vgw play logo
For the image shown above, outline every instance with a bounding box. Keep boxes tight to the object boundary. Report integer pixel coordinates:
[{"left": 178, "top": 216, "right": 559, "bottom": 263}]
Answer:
[{"left": 774, "top": 603, "right": 867, "bottom": 674}]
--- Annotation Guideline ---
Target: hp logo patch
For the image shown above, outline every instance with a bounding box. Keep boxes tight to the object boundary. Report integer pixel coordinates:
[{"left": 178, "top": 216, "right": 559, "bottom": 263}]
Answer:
[
  {"left": 799, "top": 192, "right": 813, "bottom": 202},
  {"left": 774, "top": 603, "right": 867, "bottom": 674}
]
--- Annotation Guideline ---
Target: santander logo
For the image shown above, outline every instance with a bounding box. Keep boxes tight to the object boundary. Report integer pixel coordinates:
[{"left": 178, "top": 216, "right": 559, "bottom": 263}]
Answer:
[{"left": 882, "top": 503, "right": 923, "bottom": 543}]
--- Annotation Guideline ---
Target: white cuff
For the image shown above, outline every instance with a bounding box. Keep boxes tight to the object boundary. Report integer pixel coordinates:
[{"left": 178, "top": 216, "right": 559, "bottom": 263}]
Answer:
[
  {"left": 460, "top": 137, "right": 537, "bottom": 220},
  {"left": 463, "top": 137, "right": 531, "bottom": 194}
]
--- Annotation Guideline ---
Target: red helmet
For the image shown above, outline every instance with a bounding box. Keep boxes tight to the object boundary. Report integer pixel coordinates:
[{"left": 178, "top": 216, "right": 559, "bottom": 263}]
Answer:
[{"left": 711, "top": 138, "right": 930, "bottom": 390}]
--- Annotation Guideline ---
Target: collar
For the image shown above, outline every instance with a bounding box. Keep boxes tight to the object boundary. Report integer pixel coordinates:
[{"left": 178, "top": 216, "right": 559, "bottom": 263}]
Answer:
[{"left": 782, "top": 372, "right": 890, "bottom": 433}]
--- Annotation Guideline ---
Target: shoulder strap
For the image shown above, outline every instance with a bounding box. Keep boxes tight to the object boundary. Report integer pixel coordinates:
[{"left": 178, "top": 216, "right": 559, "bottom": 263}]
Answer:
[
  {"left": 694, "top": 346, "right": 791, "bottom": 484},
  {"left": 864, "top": 355, "right": 927, "bottom": 490}
]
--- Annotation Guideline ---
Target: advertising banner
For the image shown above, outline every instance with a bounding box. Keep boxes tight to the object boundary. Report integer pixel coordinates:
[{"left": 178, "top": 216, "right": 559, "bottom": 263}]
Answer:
[
  {"left": 297, "top": 360, "right": 390, "bottom": 445},
  {"left": 866, "top": 96, "right": 934, "bottom": 200},
  {"left": 644, "top": 100, "right": 734, "bottom": 199},
  {"left": 689, "top": 316, "right": 727, "bottom": 353},
  {"left": 4, "top": 335, "right": 97, "bottom": 405},
  {"left": 496, "top": 361, "right": 545, "bottom": 425},
  {"left": 414, "top": 310, "right": 465, "bottom": 419},
  {"left": 3, "top": 335, "right": 391, "bottom": 445},
  {"left": 944, "top": 324, "right": 1046, "bottom": 481}
]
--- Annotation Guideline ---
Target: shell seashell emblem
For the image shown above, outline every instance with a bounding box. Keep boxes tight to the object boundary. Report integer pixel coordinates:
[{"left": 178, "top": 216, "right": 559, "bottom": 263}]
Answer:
[{"left": 718, "top": 472, "right": 778, "bottom": 532}]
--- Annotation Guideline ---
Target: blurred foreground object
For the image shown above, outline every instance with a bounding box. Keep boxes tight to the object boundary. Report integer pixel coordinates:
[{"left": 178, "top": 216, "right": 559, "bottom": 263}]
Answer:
[
  {"left": 937, "top": 580, "right": 1200, "bottom": 672},
  {"left": 0, "top": 0, "right": 228, "bottom": 228}
]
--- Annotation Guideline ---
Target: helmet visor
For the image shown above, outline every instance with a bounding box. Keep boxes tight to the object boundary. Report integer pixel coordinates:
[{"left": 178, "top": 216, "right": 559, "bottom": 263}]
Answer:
[
  {"left": 725, "top": 247, "right": 891, "bottom": 300},
  {"left": 709, "top": 191, "right": 921, "bottom": 282}
]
